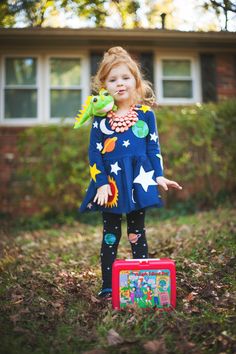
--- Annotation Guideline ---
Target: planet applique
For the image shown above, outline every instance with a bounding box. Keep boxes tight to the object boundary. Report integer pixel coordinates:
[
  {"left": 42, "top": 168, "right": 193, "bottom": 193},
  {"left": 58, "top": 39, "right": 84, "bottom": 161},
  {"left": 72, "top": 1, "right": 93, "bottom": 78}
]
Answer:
[
  {"left": 132, "top": 120, "right": 149, "bottom": 138},
  {"left": 104, "top": 233, "right": 116, "bottom": 245},
  {"left": 102, "top": 137, "right": 117, "bottom": 154},
  {"left": 105, "top": 176, "right": 119, "bottom": 208}
]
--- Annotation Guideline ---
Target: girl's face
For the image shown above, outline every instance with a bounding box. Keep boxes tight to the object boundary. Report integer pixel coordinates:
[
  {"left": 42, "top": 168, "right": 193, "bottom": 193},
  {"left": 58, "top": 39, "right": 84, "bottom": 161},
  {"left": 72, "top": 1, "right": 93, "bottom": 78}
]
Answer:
[{"left": 104, "top": 64, "right": 136, "bottom": 105}]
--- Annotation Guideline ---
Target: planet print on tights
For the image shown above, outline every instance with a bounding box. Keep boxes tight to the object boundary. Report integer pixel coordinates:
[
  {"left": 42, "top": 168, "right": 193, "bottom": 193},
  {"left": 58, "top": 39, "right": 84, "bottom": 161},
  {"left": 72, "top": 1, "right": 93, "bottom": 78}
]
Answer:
[
  {"left": 104, "top": 233, "right": 116, "bottom": 245},
  {"left": 132, "top": 120, "right": 149, "bottom": 138}
]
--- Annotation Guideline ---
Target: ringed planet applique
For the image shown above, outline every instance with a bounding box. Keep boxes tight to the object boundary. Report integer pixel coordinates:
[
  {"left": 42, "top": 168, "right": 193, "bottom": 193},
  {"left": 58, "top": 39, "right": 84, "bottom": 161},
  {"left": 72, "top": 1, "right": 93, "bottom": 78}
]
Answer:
[
  {"left": 105, "top": 176, "right": 119, "bottom": 208},
  {"left": 102, "top": 137, "right": 117, "bottom": 154},
  {"left": 132, "top": 120, "right": 149, "bottom": 138}
]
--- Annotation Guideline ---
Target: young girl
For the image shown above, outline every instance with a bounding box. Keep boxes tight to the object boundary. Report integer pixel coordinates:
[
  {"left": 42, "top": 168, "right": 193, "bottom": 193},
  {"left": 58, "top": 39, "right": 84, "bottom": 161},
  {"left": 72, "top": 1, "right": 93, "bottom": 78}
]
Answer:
[{"left": 80, "top": 46, "right": 182, "bottom": 299}]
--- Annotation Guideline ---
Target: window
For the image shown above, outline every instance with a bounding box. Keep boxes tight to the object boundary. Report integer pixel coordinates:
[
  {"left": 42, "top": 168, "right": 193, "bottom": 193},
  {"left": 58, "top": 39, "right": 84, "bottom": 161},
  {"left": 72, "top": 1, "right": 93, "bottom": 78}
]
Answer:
[
  {"left": 162, "top": 60, "right": 192, "bottom": 98},
  {"left": 4, "top": 57, "right": 37, "bottom": 119},
  {"left": 49, "top": 58, "right": 82, "bottom": 119},
  {"left": 0, "top": 53, "right": 91, "bottom": 125},
  {"left": 156, "top": 55, "right": 201, "bottom": 104}
]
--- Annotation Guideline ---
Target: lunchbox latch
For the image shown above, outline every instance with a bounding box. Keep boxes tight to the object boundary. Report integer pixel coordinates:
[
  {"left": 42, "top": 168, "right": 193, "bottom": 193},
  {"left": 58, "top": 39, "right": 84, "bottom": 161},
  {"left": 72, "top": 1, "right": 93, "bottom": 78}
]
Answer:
[{"left": 139, "top": 260, "right": 149, "bottom": 264}]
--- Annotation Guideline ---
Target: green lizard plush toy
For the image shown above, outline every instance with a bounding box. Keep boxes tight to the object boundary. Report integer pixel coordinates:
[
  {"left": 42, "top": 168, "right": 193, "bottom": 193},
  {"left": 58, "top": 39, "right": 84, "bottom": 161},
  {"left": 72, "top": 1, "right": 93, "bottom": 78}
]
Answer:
[{"left": 74, "top": 88, "right": 117, "bottom": 129}]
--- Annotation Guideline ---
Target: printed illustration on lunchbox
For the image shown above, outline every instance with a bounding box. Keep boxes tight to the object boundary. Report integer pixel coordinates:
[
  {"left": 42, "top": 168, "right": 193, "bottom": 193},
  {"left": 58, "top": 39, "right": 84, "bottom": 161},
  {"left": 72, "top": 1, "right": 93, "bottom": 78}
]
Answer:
[{"left": 119, "top": 269, "right": 171, "bottom": 308}]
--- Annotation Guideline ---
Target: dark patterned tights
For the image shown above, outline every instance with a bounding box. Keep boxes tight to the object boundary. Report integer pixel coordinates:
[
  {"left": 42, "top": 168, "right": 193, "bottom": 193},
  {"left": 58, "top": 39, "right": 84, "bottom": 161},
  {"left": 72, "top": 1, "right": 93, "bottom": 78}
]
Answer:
[{"left": 100, "top": 209, "right": 148, "bottom": 291}]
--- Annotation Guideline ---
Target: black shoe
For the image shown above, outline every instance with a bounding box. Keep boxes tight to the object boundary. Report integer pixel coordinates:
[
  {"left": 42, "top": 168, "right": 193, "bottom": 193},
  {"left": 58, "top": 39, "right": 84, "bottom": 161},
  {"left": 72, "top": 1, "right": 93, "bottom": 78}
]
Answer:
[{"left": 97, "top": 288, "right": 112, "bottom": 300}]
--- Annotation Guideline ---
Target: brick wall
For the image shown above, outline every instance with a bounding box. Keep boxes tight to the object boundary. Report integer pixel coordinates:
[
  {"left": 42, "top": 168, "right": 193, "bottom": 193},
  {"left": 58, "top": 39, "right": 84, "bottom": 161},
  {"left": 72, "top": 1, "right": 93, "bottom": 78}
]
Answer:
[{"left": 216, "top": 54, "right": 236, "bottom": 100}]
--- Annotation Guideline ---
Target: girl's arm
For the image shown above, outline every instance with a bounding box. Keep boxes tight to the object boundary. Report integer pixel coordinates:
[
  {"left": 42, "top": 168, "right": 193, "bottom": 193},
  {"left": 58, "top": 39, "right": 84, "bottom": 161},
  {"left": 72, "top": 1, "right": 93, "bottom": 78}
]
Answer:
[
  {"left": 88, "top": 116, "right": 109, "bottom": 188},
  {"left": 88, "top": 117, "right": 112, "bottom": 205},
  {"left": 146, "top": 110, "right": 182, "bottom": 191}
]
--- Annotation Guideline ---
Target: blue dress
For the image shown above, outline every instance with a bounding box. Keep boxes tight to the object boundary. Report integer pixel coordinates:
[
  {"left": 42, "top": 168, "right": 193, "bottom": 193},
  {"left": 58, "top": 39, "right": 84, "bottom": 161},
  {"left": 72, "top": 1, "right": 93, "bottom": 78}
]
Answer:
[{"left": 79, "top": 105, "right": 164, "bottom": 214}]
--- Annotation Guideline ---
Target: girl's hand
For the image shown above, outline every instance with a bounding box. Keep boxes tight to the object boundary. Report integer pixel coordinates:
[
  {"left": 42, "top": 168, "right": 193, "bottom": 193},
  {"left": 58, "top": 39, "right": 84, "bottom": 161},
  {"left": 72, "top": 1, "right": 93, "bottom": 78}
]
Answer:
[
  {"left": 156, "top": 176, "right": 182, "bottom": 191},
  {"left": 93, "top": 184, "right": 112, "bottom": 205}
]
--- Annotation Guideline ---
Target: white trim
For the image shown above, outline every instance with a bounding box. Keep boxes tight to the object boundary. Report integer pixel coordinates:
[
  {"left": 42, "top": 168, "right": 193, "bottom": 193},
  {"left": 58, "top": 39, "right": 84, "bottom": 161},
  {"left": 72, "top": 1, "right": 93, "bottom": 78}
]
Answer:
[{"left": 155, "top": 53, "right": 202, "bottom": 105}]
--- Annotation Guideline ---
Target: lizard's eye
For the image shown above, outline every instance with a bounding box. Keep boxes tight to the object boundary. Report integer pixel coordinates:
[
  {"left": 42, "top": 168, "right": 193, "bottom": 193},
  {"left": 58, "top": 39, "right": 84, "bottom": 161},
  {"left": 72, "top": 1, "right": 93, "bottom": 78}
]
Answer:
[
  {"left": 93, "top": 97, "right": 98, "bottom": 102},
  {"left": 104, "top": 92, "right": 109, "bottom": 96}
]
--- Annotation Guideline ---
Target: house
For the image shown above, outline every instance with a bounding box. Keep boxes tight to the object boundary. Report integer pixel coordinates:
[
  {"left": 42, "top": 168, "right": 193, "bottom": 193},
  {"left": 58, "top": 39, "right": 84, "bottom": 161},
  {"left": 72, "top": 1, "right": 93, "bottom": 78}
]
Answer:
[{"left": 0, "top": 28, "right": 236, "bottom": 215}]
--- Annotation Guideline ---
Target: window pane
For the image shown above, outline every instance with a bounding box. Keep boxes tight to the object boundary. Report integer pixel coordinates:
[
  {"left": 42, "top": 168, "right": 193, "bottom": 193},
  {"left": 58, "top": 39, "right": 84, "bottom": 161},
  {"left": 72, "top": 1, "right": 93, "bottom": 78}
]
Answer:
[
  {"left": 50, "top": 89, "right": 81, "bottom": 118},
  {"left": 163, "top": 60, "right": 191, "bottom": 77},
  {"left": 163, "top": 80, "right": 192, "bottom": 98},
  {"left": 5, "top": 89, "right": 37, "bottom": 118},
  {"left": 50, "top": 59, "right": 81, "bottom": 86},
  {"left": 6, "top": 58, "right": 36, "bottom": 85}
]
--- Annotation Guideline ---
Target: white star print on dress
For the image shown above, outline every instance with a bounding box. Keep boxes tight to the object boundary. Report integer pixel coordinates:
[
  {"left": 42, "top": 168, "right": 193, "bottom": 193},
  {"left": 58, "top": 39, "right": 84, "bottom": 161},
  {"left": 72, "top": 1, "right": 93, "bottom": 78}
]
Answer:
[
  {"left": 150, "top": 132, "right": 158, "bottom": 142},
  {"left": 133, "top": 166, "right": 157, "bottom": 192},
  {"left": 123, "top": 140, "right": 130, "bottom": 147},
  {"left": 96, "top": 142, "right": 103, "bottom": 152},
  {"left": 110, "top": 162, "right": 121, "bottom": 175},
  {"left": 93, "top": 121, "right": 98, "bottom": 128}
]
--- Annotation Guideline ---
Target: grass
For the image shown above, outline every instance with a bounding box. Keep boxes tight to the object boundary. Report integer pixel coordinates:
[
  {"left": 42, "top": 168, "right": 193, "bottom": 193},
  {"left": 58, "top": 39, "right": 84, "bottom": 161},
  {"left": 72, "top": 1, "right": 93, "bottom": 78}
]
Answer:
[{"left": 0, "top": 205, "right": 236, "bottom": 354}]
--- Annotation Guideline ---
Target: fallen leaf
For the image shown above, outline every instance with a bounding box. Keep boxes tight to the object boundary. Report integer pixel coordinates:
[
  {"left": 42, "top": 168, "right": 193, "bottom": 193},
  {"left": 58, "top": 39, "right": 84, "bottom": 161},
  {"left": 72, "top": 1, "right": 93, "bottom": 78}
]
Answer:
[
  {"left": 90, "top": 295, "right": 100, "bottom": 303},
  {"left": 9, "top": 314, "right": 20, "bottom": 325},
  {"left": 184, "top": 291, "right": 198, "bottom": 302},
  {"left": 126, "top": 315, "right": 136, "bottom": 324},
  {"left": 143, "top": 338, "right": 166, "bottom": 353},
  {"left": 107, "top": 328, "right": 124, "bottom": 346},
  {"left": 82, "top": 350, "right": 107, "bottom": 354}
]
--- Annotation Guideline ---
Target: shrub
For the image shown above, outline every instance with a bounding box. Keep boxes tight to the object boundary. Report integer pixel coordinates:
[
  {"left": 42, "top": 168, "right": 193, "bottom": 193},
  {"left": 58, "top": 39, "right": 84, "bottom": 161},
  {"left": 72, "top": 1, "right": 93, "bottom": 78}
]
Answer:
[
  {"left": 157, "top": 100, "right": 236, "bottom": 206},
  {"left": 16, "top": 124, "right": 90, "bottom": 216}
]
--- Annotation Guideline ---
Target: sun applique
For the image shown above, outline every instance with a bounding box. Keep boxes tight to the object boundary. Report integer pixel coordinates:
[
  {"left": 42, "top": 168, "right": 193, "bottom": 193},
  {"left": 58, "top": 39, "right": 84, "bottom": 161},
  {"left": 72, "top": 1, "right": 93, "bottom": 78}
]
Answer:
[{"left": 105, "top": 176, "right": 119, "bottom": 208}]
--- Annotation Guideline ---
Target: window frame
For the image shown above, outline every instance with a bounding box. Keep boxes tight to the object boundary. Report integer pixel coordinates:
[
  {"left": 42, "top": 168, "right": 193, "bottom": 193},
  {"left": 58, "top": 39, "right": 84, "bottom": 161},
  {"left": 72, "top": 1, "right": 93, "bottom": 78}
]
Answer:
[{"left": 155, "top": 53, "right": 202, "bottom": 105}]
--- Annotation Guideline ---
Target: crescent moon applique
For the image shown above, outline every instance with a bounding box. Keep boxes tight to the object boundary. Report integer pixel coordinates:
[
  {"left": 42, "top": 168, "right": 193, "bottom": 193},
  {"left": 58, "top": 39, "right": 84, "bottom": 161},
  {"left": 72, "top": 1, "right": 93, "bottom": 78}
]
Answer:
[
  {"left": 100, "top": 119, "right": 114, "bottom": 135},
  {"left": 132, "top": 189, "right": 136, "bottom": 203},
  {"left": 156, "top": 154, "right": 164, "bottom": 170}
]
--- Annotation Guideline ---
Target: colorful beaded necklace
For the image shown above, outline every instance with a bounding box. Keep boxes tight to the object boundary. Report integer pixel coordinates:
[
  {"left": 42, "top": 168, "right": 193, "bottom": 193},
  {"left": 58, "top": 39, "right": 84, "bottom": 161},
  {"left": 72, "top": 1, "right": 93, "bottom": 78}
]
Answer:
[{"left": 107, "top": 104, "right": 138, "bottom": 133}]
